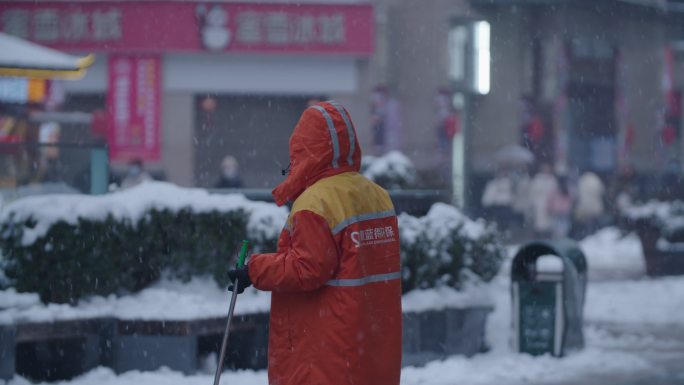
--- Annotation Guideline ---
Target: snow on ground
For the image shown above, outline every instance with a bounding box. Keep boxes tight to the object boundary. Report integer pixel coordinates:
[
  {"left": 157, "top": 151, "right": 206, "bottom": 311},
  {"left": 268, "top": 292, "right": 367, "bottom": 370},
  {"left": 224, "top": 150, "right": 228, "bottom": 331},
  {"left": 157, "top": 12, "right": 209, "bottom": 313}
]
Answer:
[
  {"left": 579, "top": 227, "right": 645, "bottom": 278},
  {"left": 585, "top": 276, "right": 684, "bottom": 326},
  {"left": 3, "top": 225, "right": 683, "bottom": 385},
  {"left": 400, "top": 347, "right": 652, "bottom": 385},
  {"left": 5, "top": 273, "right": 678, "bottom": 385},
  {"left": 1, "top": 345, "right": 655, "bottom": 385}
]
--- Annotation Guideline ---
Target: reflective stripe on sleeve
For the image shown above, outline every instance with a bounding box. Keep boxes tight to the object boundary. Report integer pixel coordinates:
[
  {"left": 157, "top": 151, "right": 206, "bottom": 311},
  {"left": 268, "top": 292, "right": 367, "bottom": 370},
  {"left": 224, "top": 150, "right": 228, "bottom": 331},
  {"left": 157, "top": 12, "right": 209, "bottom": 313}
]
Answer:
[
  {"left": 311, "top": 105, "right": 340, "bottom": 169},
  {"left": 327, "top": 100, "right": 355, "bottom": 166},
  {"left": 331, "top": 209, "right": 396, "bottom": 235},
  {"left": 327, "top": 271, "right": 401, "bottom": 287}
]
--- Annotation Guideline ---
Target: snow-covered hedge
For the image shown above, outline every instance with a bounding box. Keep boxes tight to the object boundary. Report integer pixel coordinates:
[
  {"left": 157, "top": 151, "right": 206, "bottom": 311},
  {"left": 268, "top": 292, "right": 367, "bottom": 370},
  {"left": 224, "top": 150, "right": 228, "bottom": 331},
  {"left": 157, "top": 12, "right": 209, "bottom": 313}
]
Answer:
[
  {"left": 621, "top": 200, "right": 684, "bottom": 244},
  {"left": 0, "top": 182, "right": 288, "bottom": 304},
  {"left": 398, "top": 203, "right": 504, "bottom": 293},
  {"left": 0, "top": 182, "right": 502, "bottom": 304},
  {"left": 362, "top": 151, "right": 417, "bottom": 189}
]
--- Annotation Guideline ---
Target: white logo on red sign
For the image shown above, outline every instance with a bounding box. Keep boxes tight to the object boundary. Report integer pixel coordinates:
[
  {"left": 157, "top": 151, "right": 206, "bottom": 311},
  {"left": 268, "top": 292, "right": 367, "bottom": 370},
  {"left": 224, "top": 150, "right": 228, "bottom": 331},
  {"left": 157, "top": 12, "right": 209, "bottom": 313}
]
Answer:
[
  {"left": 197, "top": 5, "right": 231, "bottom": 51},
  {"left": 350, "top": 226, "right": 396, "bottom": 248}
]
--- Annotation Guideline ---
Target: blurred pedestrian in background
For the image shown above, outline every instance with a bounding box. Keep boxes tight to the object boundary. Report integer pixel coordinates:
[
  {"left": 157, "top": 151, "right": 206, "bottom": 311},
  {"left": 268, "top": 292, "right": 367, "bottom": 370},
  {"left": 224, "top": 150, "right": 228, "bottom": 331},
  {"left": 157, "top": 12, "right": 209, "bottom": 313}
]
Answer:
[
  {"left": 481, "top": 169, "right": 514, "bottom": 231},
  {"left": 120, "top": 158, "right": 152, "bottom": 189},
  {"left": 610, "top": 164, "right": 639, "bottom": 216},
  {"left": 511, "top": 167, "right": 532, "bottom": 228},
  {"left": 547, "top": 175, "right": 574, "bottom": 239},
  {"left": 214, "top": 155, "right": 243, "bottom": 188},
  {"left": 370, "top": 85, "right": 388, "bottom": 155},
  {"left": 660, "top": 158, "right": 684, "bottom": 201},
  {"left": 573, "top": 171, "right": 606, "bottom": 238},
  {"left": 529, "top": 163, "right": 557, "bottom": 239}
]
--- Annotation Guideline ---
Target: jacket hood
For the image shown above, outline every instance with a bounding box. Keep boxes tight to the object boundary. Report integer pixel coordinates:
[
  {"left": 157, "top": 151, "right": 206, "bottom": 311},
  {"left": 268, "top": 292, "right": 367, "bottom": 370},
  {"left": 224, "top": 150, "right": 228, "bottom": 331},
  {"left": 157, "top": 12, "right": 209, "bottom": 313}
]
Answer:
[{"left": 272, "top": 100, "right": 361, "bottom": 206}]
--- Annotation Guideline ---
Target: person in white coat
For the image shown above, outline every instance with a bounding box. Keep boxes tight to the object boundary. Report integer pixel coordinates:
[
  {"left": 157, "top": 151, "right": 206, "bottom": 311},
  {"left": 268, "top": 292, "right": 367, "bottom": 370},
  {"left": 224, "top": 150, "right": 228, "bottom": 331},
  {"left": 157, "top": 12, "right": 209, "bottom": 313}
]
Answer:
[
  {"left": 529, "top": 163, "right": 557, "bottom": 238},
  {"left": 120, "top": 158, "right": 152, "bottom": 189},
  {"left": 573, "top": 171, "right": 605, "bottom": 238},
  {"left": 482, "top": 170, "right": 514, "bottom": 230}
]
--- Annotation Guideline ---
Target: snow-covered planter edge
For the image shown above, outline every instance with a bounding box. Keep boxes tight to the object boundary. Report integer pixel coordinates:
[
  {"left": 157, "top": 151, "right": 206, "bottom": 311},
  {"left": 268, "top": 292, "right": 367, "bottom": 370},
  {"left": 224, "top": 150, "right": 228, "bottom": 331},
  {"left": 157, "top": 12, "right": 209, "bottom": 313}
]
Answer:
[
  {"left": 362, "top": 151, "right": 417, "bottom": 189},
  {"left": 619, "top": 200, "right": 684, "bottom": 276},
  {"left": 0, "top": 182, "right": 288, "bottom": 304},
  {"left": 620, "top": 200, "right": 684, "bottom": 243},
  {"left": 399, "top": 203, "right": 504, "bottom": 293}
]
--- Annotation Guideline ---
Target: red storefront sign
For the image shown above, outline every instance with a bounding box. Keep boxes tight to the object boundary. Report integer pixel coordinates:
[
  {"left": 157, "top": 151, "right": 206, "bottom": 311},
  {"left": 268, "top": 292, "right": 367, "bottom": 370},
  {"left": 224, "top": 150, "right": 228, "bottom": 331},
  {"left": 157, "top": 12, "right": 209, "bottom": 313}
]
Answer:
[
  {"left": 107, "top": 55, "right": 161, "bottom": 162},
  {"left": 0, "top": 2, "right": 374, "bottom": 55}
]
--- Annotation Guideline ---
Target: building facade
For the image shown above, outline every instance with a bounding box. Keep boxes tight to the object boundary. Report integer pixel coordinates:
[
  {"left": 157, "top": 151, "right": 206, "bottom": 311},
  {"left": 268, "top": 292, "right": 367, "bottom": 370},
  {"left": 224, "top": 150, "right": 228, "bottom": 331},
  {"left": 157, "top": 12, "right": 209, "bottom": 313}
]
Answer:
[
  {"left": 374, "top": 0, "right": 684, "bottom": 207},
  {"left": 0, "top": 0, "right": 376, "bottom": 188},
  {"left": 2, "top": 0, "right": 683, "bottom": 206}
]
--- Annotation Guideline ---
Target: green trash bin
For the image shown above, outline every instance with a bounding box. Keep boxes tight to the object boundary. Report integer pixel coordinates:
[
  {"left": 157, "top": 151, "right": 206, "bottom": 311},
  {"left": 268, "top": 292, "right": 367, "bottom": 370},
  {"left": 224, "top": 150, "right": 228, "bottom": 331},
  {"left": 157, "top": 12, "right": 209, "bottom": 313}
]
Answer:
[{"left": 511, "top": 239, "right": 587, "bottom": 357}]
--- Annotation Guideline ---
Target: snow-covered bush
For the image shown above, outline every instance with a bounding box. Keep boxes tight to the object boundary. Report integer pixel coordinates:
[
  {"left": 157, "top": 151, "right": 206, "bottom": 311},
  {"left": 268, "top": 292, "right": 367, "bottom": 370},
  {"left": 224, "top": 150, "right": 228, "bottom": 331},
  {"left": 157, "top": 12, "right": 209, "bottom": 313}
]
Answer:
[
  {"left": 0, "top": 182, "right": 501, "bottom": 303},
  {"left": 620, "top": 200, "right": 684, "bottom": 244},
  {"left": 362, "top": 151, "right": 417, "bottom": 189},
  {"left": 399, "top": 203, "right": 504, "bottom": 293},
  {"left": 0, "top": 182, "right": 287, "bottom": 304}
]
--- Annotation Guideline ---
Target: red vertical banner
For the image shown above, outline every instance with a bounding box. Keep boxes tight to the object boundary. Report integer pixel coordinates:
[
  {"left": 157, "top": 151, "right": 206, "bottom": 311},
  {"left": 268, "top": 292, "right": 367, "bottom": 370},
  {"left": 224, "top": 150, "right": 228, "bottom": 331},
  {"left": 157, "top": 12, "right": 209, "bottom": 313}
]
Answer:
[{"left": 107, "top": 55, "right": 161, "bottom": 162}]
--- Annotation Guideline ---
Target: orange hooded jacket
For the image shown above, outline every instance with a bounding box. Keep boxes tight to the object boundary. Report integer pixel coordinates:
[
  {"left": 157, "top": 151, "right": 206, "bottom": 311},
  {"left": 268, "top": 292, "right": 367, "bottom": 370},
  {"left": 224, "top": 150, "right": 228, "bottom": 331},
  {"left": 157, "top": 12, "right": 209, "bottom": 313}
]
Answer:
[{"left": 248, "top": 101, "right": 402, "bottom": 385}]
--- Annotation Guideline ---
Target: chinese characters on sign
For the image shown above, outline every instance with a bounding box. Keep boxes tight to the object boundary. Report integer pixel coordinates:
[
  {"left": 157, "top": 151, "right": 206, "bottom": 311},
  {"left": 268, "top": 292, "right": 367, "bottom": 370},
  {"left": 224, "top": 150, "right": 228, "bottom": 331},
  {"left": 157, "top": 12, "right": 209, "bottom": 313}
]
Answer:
[
  {"left": 107, "top": 56, "right": 161, "bottom": 162},
  {"left": 234, "top": 10, "right": 346, "bottom": 46},
  {"left": 1, "top": 8, "right": 121, "bottom": 43},
  {"left": 0, "top": 3, "right": 370, "bottom": 54},
  {"left": 351, "top": 226, "right": 396, "bottom": 248}
]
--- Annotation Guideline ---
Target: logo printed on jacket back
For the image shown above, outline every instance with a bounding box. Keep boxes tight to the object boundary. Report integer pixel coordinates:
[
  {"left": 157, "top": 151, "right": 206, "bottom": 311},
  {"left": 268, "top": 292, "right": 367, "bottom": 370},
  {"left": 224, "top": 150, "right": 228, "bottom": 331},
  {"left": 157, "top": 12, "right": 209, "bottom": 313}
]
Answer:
[{"left": 350, "top": 225, "right": 396, "bottom": 248}]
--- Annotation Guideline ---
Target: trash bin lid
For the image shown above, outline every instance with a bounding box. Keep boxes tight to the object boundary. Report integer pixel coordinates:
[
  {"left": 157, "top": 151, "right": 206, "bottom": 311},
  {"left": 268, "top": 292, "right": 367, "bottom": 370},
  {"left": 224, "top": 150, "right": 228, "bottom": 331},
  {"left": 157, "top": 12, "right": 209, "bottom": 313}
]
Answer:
[{"left": 512, "top": 240, "right": 587, "bottom": 281}]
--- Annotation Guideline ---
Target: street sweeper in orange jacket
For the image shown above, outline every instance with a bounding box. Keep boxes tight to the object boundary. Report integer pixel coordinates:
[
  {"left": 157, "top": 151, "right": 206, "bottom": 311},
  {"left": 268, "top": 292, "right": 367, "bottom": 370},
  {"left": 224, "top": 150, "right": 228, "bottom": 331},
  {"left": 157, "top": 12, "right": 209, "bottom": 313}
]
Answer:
[{"left": 228, "top": 100, "right": 402, "bottom": 385}]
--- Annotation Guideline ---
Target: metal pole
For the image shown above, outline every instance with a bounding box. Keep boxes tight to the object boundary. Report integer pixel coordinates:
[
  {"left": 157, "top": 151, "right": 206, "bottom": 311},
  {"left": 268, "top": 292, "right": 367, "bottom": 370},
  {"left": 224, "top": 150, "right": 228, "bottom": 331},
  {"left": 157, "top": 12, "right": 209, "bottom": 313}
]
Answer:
[
  {"left": 212, "top": 278, "right": 240, "bottom": 385},
  {"left": 212, "top": 240, "right": 249, "bottom": 385}
]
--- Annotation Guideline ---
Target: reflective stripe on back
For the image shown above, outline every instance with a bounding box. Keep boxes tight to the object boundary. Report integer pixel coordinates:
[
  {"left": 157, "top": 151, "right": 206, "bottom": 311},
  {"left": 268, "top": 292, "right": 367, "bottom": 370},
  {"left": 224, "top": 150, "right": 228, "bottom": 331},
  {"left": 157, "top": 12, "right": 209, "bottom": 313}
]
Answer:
[
  {"left": 327, "top": 271, "right": 401, "bottom": 287},
  {"left": 331, "top": 209, "right": 396, "bottom": 235},
  {"left": 327, "top": 100, "right": 355, "bottom": 166},
  {"left": 311, "top": 105, "right": 340, "bottom": 169}
]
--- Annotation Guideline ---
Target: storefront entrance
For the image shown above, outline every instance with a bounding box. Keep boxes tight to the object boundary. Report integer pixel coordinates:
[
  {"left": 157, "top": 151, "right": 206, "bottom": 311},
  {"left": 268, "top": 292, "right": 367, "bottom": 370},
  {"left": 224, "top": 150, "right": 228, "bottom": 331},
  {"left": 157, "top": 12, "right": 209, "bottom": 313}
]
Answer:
[
  {"left": 194, "top": 95, "right": 313, "bottom": 188},
  {"left": 567, "top": 83, "right": 616, "bottom": 173},
  {"left": 566, "top": 38, "right": 616, "bottom": 174}
]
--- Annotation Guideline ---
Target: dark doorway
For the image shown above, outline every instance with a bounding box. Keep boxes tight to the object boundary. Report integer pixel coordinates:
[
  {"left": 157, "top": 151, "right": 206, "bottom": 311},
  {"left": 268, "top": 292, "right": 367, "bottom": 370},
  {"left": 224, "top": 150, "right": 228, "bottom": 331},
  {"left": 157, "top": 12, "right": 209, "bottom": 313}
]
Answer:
[
  {"left": 565, "top": 39, "right": 617, "bottom": 174},
  {"left": 194, "top": 95, "right": 312, "bottom": 188},
  {"left": 567, "top": 84, "right": 616, "bottom": 173}
]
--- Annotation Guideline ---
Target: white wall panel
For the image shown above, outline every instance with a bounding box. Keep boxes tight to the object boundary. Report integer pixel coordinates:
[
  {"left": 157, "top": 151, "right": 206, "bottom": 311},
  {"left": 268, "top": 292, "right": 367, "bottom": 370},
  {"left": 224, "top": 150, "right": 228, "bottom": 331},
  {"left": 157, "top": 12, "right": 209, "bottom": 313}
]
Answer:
[
  {"left": 164, "top": 54, "right": 358, "bottom": 94},
  {"left": 62, "top": 53, "right": 360, "bottom": 95}
]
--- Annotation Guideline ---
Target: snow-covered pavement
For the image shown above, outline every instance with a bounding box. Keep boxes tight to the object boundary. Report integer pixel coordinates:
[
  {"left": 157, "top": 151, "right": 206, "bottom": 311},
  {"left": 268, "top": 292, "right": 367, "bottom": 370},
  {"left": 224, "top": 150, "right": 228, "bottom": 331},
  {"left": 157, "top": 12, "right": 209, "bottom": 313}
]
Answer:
[
  {"left": 5, "top": 274, "right": 683, "bottom": 385},
  {"left": 3, "top": 228, "right": 684, "bottom": 385}
]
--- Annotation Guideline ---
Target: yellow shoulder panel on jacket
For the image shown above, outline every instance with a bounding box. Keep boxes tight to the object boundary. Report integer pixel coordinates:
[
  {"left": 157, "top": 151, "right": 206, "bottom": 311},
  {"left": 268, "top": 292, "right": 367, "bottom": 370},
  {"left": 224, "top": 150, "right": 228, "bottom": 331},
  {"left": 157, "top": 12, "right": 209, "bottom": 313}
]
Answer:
[{"left": 289, "top": 172, "right": 394, "bottom": 231}]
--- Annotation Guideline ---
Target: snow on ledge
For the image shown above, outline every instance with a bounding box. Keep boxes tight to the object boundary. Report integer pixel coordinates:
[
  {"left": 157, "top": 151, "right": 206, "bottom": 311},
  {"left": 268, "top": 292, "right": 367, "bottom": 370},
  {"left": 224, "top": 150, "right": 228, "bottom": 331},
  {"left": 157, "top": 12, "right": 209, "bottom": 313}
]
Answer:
[
  {"left": 402, "top": 284, "right": 494, "bottom": 313},
  {"left": 0, "top": 277, "right": 271, "bottom": 325},
  {"left": 0, "top": 278, "right": 496, "bottom": 325}
]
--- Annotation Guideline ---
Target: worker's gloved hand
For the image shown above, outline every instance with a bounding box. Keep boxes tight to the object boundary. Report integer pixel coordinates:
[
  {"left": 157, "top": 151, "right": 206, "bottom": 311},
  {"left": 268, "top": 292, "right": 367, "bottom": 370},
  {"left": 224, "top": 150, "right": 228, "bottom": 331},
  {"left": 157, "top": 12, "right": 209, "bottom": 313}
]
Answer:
[{"left": 227, "top": 266, "right": 252, "bottom": 294}]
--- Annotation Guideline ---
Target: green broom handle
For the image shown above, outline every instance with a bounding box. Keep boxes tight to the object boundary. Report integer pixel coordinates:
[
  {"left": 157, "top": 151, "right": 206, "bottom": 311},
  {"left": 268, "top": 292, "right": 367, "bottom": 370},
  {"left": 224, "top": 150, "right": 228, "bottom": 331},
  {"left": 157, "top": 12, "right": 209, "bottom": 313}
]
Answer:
[{"left": 236, "top": 240, "right": 249, "bottom": 268}]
